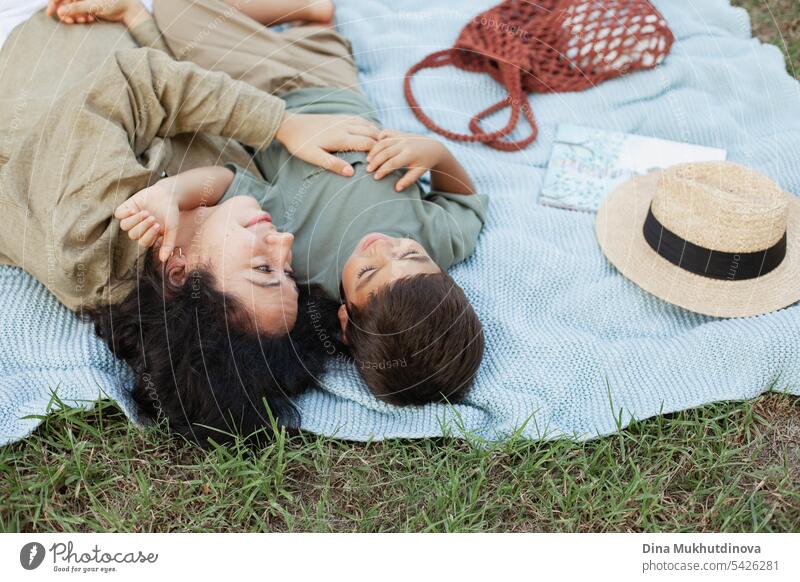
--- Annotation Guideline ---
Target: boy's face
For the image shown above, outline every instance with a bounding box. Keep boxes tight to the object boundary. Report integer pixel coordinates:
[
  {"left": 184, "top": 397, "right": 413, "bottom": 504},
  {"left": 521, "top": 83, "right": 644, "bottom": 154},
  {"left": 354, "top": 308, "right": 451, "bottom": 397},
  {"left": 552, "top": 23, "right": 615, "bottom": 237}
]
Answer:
[{"left": 341, "top": 233, "right": 441, "bottom": 307}]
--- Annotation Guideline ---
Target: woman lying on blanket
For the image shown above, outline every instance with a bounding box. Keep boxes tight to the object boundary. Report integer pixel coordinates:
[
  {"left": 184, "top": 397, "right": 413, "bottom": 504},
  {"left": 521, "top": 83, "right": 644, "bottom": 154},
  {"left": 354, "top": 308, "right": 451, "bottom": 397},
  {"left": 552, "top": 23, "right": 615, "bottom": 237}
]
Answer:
[
  {"left": 49, "top": 0, "right": 487, "bottom": 430},
  {"left": 0, "top": 0, "right": 379, "bottom": 446}
]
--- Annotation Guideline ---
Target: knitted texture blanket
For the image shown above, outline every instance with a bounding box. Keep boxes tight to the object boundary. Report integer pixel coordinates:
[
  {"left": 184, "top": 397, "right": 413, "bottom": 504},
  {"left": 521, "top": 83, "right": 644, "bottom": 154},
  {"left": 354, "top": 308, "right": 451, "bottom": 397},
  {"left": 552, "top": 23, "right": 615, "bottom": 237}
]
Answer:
[{"left": 2, "top": 0, "right": 800, "bottom": 445}]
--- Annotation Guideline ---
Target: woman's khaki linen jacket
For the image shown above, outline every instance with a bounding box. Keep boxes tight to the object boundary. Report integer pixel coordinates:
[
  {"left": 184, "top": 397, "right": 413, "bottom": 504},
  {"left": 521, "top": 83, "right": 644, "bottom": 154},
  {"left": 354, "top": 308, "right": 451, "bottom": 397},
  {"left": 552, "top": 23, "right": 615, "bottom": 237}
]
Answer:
[{"left": 0, "top": 10, "right": 285, "bottom": 311}]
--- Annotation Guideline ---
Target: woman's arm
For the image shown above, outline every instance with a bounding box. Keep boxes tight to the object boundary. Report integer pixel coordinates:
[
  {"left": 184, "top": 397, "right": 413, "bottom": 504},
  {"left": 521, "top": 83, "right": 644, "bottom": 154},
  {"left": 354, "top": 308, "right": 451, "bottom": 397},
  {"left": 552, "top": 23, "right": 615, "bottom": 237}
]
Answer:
[
  {"left": 163, "top": 166, "right": 235, "bottom": 210},
  {"left": 110, "top": 48, "right": 376, "bottom": 176},
  {"left": 48, "top": 3, "right": 378, "bottom": 174}
]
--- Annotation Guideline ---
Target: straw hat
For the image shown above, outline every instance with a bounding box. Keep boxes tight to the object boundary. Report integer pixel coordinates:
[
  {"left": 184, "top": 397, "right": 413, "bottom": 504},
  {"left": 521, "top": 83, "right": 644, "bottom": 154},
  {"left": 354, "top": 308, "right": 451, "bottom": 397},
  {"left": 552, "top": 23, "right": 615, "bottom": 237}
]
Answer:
[{"left": 595, "top": 161, "right": 800, "bottom": 318}]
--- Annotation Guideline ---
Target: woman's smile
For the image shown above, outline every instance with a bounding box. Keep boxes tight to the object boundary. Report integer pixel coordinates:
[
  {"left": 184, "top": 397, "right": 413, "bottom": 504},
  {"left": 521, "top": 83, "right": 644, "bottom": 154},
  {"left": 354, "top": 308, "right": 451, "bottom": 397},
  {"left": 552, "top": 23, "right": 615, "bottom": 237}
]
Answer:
[{"left": 245, "top": 211, "right": 273, "bottom": 228}]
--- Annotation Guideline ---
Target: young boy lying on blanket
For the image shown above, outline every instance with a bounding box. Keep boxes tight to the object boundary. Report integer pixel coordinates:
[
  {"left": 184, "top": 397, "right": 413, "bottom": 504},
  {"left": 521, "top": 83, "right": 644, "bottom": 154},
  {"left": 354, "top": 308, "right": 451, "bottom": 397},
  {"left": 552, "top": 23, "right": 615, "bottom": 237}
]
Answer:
[{"left": 95, "top": 0, "right": 489, "bottom": 405}]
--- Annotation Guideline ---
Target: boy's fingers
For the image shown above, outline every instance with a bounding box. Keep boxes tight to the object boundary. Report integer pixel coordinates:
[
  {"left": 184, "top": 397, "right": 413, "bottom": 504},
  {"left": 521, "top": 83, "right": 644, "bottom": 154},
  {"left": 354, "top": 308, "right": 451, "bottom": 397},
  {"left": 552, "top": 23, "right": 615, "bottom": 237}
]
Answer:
[
  {"left": 374, "top": 152, "right": 406, "bottom": 179},
  {"left": 139, "top": 223, "right": 162, "bottom": 249},
  {"left": 396, "top": 167, "right": 427, "bottom": 191},
  {"left": 128, "top": 215, "right": 157, "bottom": 240},
  {"left": 366, "top": 140, "right": 391, "bottom": 165},
  {"left": 368, "top": 144, "right": 401, "bottom": 173}
]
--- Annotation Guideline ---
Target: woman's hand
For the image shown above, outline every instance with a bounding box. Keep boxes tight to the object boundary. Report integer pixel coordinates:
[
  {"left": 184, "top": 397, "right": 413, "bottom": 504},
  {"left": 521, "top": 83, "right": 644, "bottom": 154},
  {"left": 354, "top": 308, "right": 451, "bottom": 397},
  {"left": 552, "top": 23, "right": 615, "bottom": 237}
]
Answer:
[
  {"left": 114, "top": 167, "right": 233, "bottom": 261},
  {"left": 275, "top": 113, "right": 380, "bottom": 177},
  {"left": 366, "top": 129, "right": 448, "bottom": 191},
  {"left": 47, "top": 0, "right": 150, "bottom": 28},
  {"left": 114, "top": 183, "right": 180, "bottom": 262}
]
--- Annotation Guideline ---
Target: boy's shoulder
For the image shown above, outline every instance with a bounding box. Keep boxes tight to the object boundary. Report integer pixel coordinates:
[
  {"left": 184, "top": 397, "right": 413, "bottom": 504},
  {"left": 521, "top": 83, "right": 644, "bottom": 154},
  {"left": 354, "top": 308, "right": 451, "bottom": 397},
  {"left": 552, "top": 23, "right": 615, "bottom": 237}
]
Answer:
[{"left": 282, "top": 87, "right": 380, "bottom": 125}]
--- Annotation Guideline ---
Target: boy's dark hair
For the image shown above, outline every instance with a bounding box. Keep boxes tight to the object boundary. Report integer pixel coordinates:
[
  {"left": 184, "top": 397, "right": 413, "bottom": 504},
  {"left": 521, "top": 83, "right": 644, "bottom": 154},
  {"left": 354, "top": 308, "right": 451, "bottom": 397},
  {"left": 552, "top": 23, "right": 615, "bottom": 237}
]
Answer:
[
  {"left": 345, "top": 273, "right": 483, "bottom": 405},
  {"left": 83, "top": 252, "right": 340, "bottom": 448}
]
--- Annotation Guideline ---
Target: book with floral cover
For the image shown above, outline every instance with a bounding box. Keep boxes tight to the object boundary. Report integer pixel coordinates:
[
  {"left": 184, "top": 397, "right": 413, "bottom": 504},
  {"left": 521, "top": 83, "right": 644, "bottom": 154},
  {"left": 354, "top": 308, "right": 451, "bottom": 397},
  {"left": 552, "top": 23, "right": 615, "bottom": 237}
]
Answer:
[{"left": 539, "top": 124, "right": 726, "bottom": 212}]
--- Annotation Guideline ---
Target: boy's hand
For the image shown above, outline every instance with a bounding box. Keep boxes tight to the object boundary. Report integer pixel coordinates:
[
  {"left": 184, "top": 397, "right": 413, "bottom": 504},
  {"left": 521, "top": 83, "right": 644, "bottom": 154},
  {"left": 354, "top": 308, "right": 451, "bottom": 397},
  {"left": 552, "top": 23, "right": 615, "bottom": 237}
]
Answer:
[
  {"left": 366, "top": 129, "right": 447, "bottom": 191},
  {"left": 114, "top": 182, "right": 180, "bottom": 262}
]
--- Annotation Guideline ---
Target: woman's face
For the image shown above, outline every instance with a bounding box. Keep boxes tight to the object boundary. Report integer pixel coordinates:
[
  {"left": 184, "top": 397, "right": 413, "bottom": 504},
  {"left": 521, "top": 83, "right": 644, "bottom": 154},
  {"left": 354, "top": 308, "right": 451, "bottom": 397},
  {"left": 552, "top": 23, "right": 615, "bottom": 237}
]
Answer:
[
  {"left": 341, "top": 233, "right": 441, "bottom": 307},
  {"left": 187, "top": 195, "right": 298, "bottom": 335}
]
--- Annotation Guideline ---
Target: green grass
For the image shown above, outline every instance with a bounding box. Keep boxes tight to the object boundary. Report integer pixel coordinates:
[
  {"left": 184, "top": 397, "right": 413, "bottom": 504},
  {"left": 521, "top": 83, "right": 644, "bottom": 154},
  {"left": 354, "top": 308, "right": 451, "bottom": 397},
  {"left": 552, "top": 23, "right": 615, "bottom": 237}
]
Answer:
[
  {"left": 1, "top": 394, "right": 798, "bottom": 532},
  {"left": 732, "top": 0, "right": 799, "bottom": 78},
  {"left": 2, "top": 0, "right": 800, "bottom": 533}
]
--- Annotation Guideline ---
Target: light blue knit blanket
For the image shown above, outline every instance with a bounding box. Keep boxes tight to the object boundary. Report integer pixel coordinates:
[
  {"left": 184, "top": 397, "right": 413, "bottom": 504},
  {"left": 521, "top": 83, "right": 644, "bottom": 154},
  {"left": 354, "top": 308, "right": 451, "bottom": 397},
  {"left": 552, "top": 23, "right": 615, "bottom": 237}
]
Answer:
[{"left": 2, "top": 0, "right": 800, "bottom": 446}]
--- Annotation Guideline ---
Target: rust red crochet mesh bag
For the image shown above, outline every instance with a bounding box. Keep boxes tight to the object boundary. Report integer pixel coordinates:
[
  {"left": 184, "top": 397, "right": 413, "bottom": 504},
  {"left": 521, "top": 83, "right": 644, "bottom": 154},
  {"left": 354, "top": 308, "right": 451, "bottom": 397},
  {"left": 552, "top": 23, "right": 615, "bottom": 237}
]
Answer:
[{"left": 404, "top": 0, "right": 674, "bottom": 151}]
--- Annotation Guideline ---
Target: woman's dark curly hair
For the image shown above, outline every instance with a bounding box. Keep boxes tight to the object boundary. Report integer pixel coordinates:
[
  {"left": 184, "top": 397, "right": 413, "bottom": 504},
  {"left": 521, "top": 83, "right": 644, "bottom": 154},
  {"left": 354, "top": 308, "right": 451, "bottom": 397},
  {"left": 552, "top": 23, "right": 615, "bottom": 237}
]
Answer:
[{"left": 84, "top": 251, "right": 341, "bottom": 448}]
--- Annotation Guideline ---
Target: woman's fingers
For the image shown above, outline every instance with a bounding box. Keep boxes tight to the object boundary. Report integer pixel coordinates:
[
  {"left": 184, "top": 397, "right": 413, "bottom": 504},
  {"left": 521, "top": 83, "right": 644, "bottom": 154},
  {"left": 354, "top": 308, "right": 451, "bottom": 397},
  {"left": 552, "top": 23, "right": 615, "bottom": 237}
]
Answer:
[
  {"left": 114, "top": 201, "right": 138, "bottom": 220},
  {"left": 128, "top": 215, "right": 158, "bottom": 240},
  {"left": 323, "top": 126, "right": 376, "bottom": 152},
  {"left": 119, "top": 210, "right": 149, "bottom": 231},
  {"left": 348, "top": 123, "right": 380, "bottom": 141},
  {"left": 138, "top": 222, "right": 162, "bottom": 249},
  {"left": 340, "top": 133, "right": 376, "bottom": 152},
  {"left": 158, "top": 221, "right": 180, "bottom": 262},
  {"left": 307, "top": 148, "right": 354, "bottom": 177},
  {"left": 378, "top": 128, "right": 400, "bottom": 140},
  {"left": 395, "top": 166, "right": 427, "bottom": 191},
  {"left": 349, "top": 116, "right": 379, "bottom": 131}
]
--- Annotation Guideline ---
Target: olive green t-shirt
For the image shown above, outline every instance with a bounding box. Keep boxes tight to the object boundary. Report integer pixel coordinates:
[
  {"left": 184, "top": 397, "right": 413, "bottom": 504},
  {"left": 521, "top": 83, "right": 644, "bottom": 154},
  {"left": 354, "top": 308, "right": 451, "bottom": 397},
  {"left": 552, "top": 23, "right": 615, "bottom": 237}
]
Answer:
[{"left": 222, "top": 87, "right": 488, "bottom": 300}]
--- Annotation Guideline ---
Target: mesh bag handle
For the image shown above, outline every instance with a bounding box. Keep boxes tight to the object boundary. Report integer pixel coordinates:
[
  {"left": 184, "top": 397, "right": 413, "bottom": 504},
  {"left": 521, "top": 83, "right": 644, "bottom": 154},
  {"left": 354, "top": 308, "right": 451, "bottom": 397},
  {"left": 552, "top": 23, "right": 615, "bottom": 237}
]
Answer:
[
  {"left": 404, "top": 51, "right": 537, "bottom": 151},
  {"left": 404, "top": 0, "right": 674, "bottom": 151},
  {"left": 466, "top": 62, "right": 539, "bottom": 151}
]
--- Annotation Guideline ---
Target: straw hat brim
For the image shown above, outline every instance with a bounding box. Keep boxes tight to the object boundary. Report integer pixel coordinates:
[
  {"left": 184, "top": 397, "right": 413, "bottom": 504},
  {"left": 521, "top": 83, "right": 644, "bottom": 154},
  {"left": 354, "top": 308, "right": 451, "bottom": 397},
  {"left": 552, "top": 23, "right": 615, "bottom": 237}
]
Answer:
[{"left": 595, "top": 172, "right": 800, "bottom": 318}]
